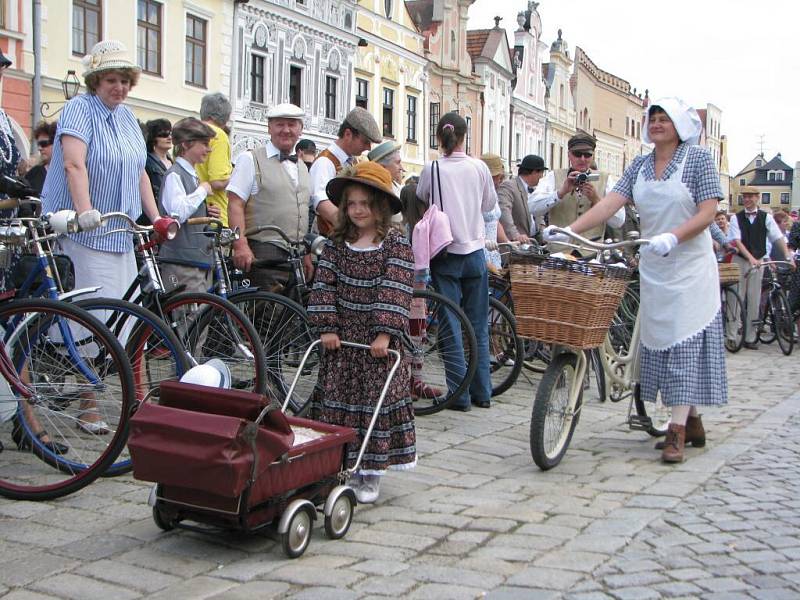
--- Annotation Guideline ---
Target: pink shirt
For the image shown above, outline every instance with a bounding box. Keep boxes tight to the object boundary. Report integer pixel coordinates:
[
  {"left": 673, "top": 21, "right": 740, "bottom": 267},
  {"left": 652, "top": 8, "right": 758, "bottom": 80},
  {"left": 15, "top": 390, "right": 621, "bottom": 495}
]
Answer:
[{"left": 416, "top": 152, "right": 498, "bottom": 255}]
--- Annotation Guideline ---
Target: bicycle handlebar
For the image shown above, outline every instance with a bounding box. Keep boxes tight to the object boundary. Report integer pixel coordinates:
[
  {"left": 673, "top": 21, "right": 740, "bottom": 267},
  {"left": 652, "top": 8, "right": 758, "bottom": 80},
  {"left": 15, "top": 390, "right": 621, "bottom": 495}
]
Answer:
[
  {"left": 186, "top": 216, "right": 223, "bottom": 227},
  {"left": 547, "top": 227, "right": 650, "bottom": 250}
]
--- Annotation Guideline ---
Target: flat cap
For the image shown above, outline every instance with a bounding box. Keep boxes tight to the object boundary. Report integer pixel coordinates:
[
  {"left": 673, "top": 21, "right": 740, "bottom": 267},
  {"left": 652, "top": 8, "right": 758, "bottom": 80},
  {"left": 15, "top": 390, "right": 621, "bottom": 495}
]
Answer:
[
  {"left": 344, "top": 107, "right": 382, "bottom": 143},
  {"left": 518, "top": 154, "right": 547, "bottom": 172},
  {"left": 568, "top": 132, "right": 596, "bottom": 152},
  {"left": 267, "top": 103, "right": 304, "bottom": 120},
  {"left": 740, "top": 185, "right": 760, "bottom": 195},
  {"left": 368, "top": 140, "right": 401, "bottom": 164},
  {"left": 480, "top": 153, "right": 504, "bottom": 177}
]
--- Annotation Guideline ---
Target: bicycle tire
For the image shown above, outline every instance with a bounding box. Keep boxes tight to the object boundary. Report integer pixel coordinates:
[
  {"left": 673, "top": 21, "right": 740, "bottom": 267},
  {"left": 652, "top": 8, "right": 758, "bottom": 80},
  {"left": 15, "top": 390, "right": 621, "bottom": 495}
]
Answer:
[
  {"left": 771, "top": 290, "right": 794, "bottom": 356},
  {"left": 589, "top": 348, "right": 606, "bottom": 402},
  {"left": 758, "top": 301, "right": 777, "bottom": 344},
  {"left": 162, "top": 291, "right": 267, "bottom": 394},
  {"left": 226, "top": 289, "right": 318, "bottom": 416},
  {"left": 410, "top": 289, "right": 478, "bottom": 416},
  {"left": 530, "top": 352, "right": 582, "bottom": 470},
  {"left": 488, "top": 296, "right": 524, "bottom": 397},
  {"left": 73, "top": 297, "right": 191, "bottom": 476},
  {"left": 722, "top": 286, "right": 745, "bottom": 353},
  {"left": 0, "top": 298, "right": 135, "bottom": 501}
]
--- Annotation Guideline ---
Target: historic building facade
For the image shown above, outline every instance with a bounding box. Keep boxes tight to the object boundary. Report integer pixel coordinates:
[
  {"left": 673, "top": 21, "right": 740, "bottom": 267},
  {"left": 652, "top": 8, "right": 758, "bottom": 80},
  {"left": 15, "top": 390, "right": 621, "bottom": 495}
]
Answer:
[
  {"left": 696, "top": 103, "right": 731, "bottom": 209},
  {"left": 229, "top": 0, "right": 359, "bottom": 157},
  {"left": 466, "top": 17, "right": 513, "bottom": 171},
  {"left": 541, "top": 29, "right": 575, "bottom": 171},
  {"left": 407, "top": 0, "right": 482, "bottom": 160},
  {"left": 571, "top": 46, "right": 646, "bottom": 178},
  {"left": 509, "top": 1, "right": 547, "bottom": 168},
  {"left": 1, "top": 0, "right": 32, "bottom": 155},
  {"left": 732, "top": 153, "right": 793, "bottom": 213},
  {"left": 355, "top": 0, "right": 427, "bottom": 175}
]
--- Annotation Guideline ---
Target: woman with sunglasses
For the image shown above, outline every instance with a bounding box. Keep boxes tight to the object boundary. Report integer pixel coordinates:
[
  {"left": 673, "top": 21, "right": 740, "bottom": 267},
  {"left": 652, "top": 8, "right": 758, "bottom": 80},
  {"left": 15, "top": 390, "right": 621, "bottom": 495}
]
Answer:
[
  {"left": 24, "top": 120, "right": 58, "bottom": 199},
  {"left": 143, "top": 118, "right": 173, "bottom": 224}
]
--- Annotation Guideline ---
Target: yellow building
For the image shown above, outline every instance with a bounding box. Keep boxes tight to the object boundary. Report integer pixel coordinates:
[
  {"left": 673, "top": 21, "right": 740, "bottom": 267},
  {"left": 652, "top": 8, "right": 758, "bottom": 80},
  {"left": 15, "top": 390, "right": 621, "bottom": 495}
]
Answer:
[
  {"left": 34, "top": 0, "right": 232, "bottom": 126},
  {"left": 356, "top": 0, "right": 427, "bottom": 176},
  {"left": 732, "top": 153, "right": 793, "bottom": 213}
]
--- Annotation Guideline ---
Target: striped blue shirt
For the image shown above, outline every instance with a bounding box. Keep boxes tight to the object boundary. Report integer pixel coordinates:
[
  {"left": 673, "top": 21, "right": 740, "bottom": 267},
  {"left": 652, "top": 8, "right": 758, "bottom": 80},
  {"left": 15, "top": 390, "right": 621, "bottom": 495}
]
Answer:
[{"left": 42, "top": 93, "right": 146, "bottom": 253}]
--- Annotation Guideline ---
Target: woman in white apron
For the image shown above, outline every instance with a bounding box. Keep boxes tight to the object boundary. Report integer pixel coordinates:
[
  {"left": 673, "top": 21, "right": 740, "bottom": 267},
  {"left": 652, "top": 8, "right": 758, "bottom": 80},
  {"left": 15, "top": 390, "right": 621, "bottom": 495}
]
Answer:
[{"left": 544, "top": 97, "right": 727, "bottom": 463}]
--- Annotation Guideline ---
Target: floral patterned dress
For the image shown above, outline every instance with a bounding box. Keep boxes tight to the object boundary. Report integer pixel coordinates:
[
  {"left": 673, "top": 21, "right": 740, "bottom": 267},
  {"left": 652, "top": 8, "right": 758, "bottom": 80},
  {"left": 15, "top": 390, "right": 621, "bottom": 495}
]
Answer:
[
  {"left": 0, "top": 109, "right": 21, "bottom": 293},
  {"left": 307, "top": 228, "right": 416, "bottom": 474}
]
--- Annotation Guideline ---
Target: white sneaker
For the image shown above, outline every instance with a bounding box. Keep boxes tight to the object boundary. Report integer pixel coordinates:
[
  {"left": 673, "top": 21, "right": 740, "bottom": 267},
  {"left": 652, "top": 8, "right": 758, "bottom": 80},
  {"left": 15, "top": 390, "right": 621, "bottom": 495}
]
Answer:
[{"left": 355, "top": 474, "right": 380, "bottom": 504}]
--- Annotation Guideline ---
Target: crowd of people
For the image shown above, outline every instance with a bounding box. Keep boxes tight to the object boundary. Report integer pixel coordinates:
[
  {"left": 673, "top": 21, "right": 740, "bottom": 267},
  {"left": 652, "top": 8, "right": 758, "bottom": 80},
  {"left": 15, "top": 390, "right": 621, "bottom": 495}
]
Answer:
[{"left": 6, "top": 38, "right": 797, "bottom": 498}]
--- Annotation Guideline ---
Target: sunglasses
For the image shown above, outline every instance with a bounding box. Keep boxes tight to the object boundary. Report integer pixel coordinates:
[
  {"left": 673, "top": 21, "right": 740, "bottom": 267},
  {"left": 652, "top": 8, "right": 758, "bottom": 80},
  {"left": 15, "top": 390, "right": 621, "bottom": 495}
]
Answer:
[
  {"left": 155, "top": 131, "right": 172, "bottom": 138},
  {"left": 571, "top": 151, "right": 593, "bottom": 159},
  {"left": 37, "top": 139, "right": 53, "bottom": 149}
]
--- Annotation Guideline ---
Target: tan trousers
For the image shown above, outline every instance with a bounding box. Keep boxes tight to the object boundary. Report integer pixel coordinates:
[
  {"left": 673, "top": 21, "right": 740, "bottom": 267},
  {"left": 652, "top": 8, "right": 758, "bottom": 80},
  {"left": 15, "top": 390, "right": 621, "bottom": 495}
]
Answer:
[{"left": 733, "top": 255, "right": 764, "bottom": 343}]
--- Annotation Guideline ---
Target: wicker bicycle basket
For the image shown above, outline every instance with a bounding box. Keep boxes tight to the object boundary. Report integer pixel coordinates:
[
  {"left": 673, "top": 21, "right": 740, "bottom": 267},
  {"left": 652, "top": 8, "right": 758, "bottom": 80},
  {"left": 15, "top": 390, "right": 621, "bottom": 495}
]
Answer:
[
  {"left": 510, "top": 253, "right": 631, "bottom": 349},
  {"left": 717, "top": 262, "right": 740, "bottom": 286}
]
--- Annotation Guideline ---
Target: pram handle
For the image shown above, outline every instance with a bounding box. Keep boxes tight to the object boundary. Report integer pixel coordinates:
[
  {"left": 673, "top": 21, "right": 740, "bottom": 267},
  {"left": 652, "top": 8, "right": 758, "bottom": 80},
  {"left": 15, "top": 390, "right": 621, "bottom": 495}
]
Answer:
[{"left": 277, "top": 339, "right": 402, "bottom": 478}]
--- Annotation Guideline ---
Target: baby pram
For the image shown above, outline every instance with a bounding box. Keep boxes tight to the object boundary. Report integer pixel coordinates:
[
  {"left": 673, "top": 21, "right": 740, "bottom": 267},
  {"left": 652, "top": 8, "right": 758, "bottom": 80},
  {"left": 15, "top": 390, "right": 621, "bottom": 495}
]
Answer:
[{"left": 128, "top": 341, "right": 401, "bottom": 558}]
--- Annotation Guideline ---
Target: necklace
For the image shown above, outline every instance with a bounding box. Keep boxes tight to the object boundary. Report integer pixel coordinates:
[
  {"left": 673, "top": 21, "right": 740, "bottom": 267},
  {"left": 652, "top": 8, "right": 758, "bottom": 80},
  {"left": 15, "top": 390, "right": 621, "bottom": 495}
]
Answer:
[{"left": 0, "top": 113, "right": 13, "bottom": 164}]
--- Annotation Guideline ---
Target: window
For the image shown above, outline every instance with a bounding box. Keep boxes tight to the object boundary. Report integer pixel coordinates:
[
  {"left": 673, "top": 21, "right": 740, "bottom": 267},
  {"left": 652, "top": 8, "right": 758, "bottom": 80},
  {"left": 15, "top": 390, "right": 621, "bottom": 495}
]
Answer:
[
  {"left": 761, "top": 192, "right": 771, "bottom": 204},
  {"left": 626, "top": 117, "right": 630, "bottom": 137},
  {"left": 383, "top": 88, "right": 394, "bottom": 137},
  {"left": 289, "top": 66, "right": 302, "bottom": 106},
  {"left": 325, "top": 76, "right": 337, "bottom": 119},
  {"left": 429, "top": 102, "right": 440, "bottom": 149},
  {"left": 489, "top": 73, "right": 495, "bottom": 89},
  {"left": 500, "top": 125, "right": 505, "bottom": 158},
  {"left": 559, "top": 146, "right": 564, "bottom": 169},
  {"left": 515, "top": 133, "right": 521, "bottom": 160},
  {"left": 406, "top": 95, "right": 417, "bottom": 143},
  {"left": 137, "top": 0, "right": 162, "bottom": 75},
  {"left": 756, "top": 159, "right": 763, "bottom": 167},
  {"left": 465, "top": 116, "right": 472, "bottom": 155},
  {"left": 559, "top": 84, "right": 565, "bottom": 108},
  {"left": 450, "top": 31, "right": 456, "bottom": 62},
  {"left": 549, "top": 142, "right": 555, "bottom": 169},
  {"left": 488, "top": 120, "right": 494, "bottom": 151},
  {"left": 739, "top": 178, "right": 746, "bottom": 186},
  {"left": 185, "top": 14, "right": 207, "bottom": 88},
  {"left": 73, "top": 0, "right": 102, "bottom": 56},
  {"left": 355, "top": 78, "right": 368, "bottom": 109},
  {"left": 781, "top": 193, "right": 791, "bottom": 204},
  {"left": 768, "top": 172, "right": 776, "bottom": 181},
  {"left": 609, "top": 116, "right": 613, "bottom": 129},
  {"left": 737, "top": 194, "right": 743, "bottom": 206},
  {"left": 384, "top": 0, "right": 392, "bottom": 18},
  {"left": 768, "top": 170, "right": 785, "bottom": 181},
  {"left": 250, "top": 54, "right": 264, "bottom": 103}
]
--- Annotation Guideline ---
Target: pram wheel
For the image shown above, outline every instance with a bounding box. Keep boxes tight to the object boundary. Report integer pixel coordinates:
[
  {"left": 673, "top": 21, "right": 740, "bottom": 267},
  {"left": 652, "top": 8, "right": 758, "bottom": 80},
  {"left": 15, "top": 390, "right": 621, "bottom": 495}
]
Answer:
[
  {"left": 279, "top": 499, "right": 316, "bottom": 558},
  {"left": 153, "top": 504, "right": 176, "bottom": 531},
  {"left": 324, "top": 486, "right": 356, "bottom": 539}
]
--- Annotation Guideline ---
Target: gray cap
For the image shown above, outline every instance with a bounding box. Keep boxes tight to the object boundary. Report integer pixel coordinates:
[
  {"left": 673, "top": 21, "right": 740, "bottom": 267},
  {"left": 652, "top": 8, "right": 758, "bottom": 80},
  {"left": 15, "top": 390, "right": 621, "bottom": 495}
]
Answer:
[{"left": 344, "top": 107, "right": 382, "bottom": 143}]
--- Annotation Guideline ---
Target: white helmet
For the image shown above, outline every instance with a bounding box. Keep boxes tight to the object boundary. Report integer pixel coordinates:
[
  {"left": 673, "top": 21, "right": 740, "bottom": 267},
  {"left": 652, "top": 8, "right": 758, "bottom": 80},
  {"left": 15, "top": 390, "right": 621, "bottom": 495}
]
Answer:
[{"left": 179, "top": 358, "right": 231, "bottom": 389}]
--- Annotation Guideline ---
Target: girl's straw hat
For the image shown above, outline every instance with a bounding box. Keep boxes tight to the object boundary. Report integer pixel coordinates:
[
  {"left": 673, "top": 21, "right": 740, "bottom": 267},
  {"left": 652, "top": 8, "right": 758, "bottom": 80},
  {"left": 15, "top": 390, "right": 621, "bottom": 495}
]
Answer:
[{"left": 326, "top": 161, "right": 402, "bottom": 214}]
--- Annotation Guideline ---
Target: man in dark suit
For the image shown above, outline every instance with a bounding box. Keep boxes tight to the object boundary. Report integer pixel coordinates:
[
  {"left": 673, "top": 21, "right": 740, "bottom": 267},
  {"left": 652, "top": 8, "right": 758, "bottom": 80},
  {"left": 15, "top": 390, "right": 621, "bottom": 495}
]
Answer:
[{"left": 497, "top": 154, "right": 547, "bottom": 243}]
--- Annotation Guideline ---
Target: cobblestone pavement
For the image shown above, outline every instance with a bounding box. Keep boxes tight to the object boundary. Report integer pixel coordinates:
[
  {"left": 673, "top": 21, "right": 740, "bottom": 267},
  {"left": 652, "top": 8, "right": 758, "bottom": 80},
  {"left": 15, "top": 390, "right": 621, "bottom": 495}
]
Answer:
[{"left": 1, "top": 343, "right": 799, "bottom": 599}]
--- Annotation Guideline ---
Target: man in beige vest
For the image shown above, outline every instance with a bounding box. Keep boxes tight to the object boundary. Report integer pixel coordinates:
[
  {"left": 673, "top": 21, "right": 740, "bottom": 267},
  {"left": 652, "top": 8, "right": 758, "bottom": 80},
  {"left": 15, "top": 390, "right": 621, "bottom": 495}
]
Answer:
[
  {"left": 227, "top": 103, "right": 310, "bottom": 289},
  {"left": 497, "top": 154, "right": 547, "bottom": 243},
  {"left": 528, "top": 132, "right": 624, "bottom": 249}
]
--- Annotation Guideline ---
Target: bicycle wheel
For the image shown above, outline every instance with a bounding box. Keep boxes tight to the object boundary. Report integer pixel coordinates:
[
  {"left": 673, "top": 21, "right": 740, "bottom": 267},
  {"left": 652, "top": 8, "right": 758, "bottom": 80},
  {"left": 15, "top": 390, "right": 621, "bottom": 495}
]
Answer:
[
  {"left": 409, "top": 289, "right": 477, "bottom": 416},
  {"left": 530, "top": 352, "right": 583, "bottom": 470},
  {"left": 74, "top": 298, "right": 191, "bottom": 475},
  {"left": 488, "top": 297, "right": 524, "bottom": 397},
  {"left": 722, "top": 286, "right": 745, "bottom": 353},
  {"left": 633, "top": 391, "right": 670, "bottom": 437},
  {"left": 162, "top": 292, "right": 267, "bottom": 394},
  {"left": 0, "top": 298, "right": 134, "bottom": 500},
  {"left": 771, "top": 290, "right": 794, "bottom": 356},
  {"left": 589, "top": 348, "right": 606, "bottom": 402},
  {"left": 227, "top": 290, "right": 318, "bottom": 415}
]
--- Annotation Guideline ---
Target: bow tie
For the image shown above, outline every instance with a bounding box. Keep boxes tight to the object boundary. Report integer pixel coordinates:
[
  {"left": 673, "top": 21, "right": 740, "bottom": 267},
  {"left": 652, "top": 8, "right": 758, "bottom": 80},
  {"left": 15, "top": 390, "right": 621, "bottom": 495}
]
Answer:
[
  {"left": 746, "top": 211, "right": 758, "bottom": 216},
  {"left": 279, "top": 153, "right": 298, "bottom": 163},
  {"left": 528, "top": 186, "right": 535, "bottom": 194}
]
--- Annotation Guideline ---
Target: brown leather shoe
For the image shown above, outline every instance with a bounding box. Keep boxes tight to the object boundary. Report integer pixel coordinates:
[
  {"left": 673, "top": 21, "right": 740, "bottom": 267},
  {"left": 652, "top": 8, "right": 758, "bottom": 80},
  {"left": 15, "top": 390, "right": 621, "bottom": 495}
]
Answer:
[
  {"left": 661, "top": 423, "right": 685, "bottom": 463},
  {"left": 655, "top": 415, "right": 705, "bottom": 450}
]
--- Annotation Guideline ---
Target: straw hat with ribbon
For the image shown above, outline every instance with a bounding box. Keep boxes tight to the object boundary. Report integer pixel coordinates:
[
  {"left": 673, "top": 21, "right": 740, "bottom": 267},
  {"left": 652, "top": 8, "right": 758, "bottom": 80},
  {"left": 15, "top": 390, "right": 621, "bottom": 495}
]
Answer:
[
  {"left": 325, "top": 161, "right": 402, "bottom": 214},
  {"left": 81, "top": 40, "right": 140, "bottom": 78}
]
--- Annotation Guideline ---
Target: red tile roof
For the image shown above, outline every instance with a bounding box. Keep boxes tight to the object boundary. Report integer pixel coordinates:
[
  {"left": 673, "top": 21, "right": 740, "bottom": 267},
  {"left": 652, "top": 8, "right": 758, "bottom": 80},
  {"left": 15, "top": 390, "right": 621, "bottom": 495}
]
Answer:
[{"left": 466, "top": 29, "right": 491, "bottom": 62}]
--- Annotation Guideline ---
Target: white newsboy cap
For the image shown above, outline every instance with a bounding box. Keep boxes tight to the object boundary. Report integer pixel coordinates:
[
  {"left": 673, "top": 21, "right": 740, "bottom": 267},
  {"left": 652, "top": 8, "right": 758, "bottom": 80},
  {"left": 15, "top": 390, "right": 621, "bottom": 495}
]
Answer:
[{"left": 267, "top": 103, "right": 304, "bottom": 120}]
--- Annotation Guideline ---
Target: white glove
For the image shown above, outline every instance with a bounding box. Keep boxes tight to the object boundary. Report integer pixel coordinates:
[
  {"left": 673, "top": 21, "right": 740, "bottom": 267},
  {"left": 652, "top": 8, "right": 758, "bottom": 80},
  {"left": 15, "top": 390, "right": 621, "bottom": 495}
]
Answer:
[
  {"left": 642, "top": 232, "right": 678, "bottom": 257},
  {"left": 542, "top": 225, "right": 573, "bottom": 243},
  {"left": 485, "top": 240, "right": 499, "bottom": 252},
  {"left": 77, "top": 209, "right": 102, "bottom": 232}
]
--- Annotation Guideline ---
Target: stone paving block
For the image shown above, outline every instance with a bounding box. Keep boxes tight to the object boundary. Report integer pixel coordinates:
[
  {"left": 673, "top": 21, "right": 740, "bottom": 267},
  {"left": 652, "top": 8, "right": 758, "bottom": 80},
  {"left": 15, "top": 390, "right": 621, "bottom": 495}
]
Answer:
[
  {"left": 305, "top": 540, "right": 416, "bottom": 562},
  {"left": 405, "top": 582, "right": 486, "bottom": 599},
  {"left": 404, "top": 564, "right": 505, "bottom": 589},
  {"left": 368, "top": 519, "right": 452, "bottom": 539},
  {"left": 206, "top": 581, "right": 291, "bottom": 599},
  {"left": 563, "top": 593, "right": 614, "bottom": 600},
  {"left": 76, "top": 559, "right": 181, "bottom": 593},
  {"left": 463, "top": 518, "right": 518, "bottom": 532},
  {"left": 506, "top": 566, "right": 584, "bottom": 590},
  {"left": 608, "top": 587, "right": 662, "bottom": 600},
  {"left": 30, "top": 572, "right": 142, "bottom": 600},
  {"left": 534, "top": 550, "right": 609, "bottom": 573},
  {"left": 349, "top": 559, "right": 409, "bottom": 577},
  {"left": 515, "top": 523, "right": 580, "bottom": 539},
  {"left": 696, "top": 577, "right": 750, "bottom": 593},
  {"left": 267, "top": 565, "right": 366, "bottom": 588},
  {"left": 485, "top": 587, "right": 561, "bottom": 599},
  {"left": 652, "top": 581, "right": 704, "bottom": 596},
  {"left": 0, "top": 591, "right": 61, "bottom": 600},
  {"left": 562, "top": 534, "right": 629, "bottom": 554},
  {"left": 602, "top": 571, "right": 669, "bottom": 589},
  {"left": 351, "top": 575, "right": 419, "bottom": 596},
  {"left": 52, "top": 532, "right": 144, "bottom": 561},
  {"left": 0, "top": 552, "right": 78, "bottom": 587},
  {"left": 668, "top": 567, "right": 712, "bottom": 581},
  {"left": 457, "top": 556, "right": 526, "bottom": 577},
  {"left": 150, "top": 534, "right": 249, "bottom": 564},
  {"left": 143, "top": 575, "right": 238, "bottom": 600},
  {"left": 348, "top": 528, "right": 436, "bottom": 551},
  {"left": 1, "top": 519, "right": 89, "bottom": 547},
  {"left": 117, "top": 546, "right": 218, "bottom": 578},
  {"left": 747, "top": 588, "right": 800, "bottom": 600},
  {"left": 0, "top": 500, "right": 53, "bottom": 519}
]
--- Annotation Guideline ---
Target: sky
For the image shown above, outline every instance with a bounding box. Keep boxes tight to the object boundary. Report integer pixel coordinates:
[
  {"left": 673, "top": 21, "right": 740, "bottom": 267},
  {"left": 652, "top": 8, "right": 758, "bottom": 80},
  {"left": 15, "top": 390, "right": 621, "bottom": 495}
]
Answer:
[{"left": 467, "top": 0, "right": 799, "bottom": 176}]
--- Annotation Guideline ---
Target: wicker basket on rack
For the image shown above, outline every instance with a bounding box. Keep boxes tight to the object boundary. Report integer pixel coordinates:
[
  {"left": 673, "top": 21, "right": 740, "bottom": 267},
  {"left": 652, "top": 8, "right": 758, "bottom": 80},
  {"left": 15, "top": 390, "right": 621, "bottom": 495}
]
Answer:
[
  {"left": 510, "top": 253, "right": 631, "bottom": 349},
  {"left": 718, "top": 262, "right": 740, "bottom": 286}
]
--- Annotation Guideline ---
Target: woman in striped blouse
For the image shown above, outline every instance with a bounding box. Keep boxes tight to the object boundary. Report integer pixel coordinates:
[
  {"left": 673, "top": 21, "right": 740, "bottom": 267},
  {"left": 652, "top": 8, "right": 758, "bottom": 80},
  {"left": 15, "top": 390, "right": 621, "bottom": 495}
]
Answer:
[{"left": 42, "top": 40, "right": 168, "bottom": 433}]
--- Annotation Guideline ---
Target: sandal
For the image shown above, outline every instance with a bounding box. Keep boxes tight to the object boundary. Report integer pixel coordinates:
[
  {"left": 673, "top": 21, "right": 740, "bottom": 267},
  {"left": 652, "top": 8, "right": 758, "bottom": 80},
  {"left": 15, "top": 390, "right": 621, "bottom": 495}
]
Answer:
[{"left": 11, "top": 417, "right": 69, "bottom": 455}]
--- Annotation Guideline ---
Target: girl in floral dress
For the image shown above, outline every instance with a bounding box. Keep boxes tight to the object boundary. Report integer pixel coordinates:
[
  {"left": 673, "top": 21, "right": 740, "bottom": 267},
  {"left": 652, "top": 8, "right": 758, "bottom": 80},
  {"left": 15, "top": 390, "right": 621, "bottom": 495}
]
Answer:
[{"left": 307, "top": 161, "right": 416, "bottom": 504}]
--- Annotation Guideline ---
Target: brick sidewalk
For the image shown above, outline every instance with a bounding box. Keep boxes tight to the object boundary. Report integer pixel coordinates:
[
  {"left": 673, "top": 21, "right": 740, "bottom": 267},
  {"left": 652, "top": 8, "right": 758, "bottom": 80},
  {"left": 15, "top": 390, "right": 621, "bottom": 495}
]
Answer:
[{"left": 0, "top": 343, "right": 798, "bottom": 600}]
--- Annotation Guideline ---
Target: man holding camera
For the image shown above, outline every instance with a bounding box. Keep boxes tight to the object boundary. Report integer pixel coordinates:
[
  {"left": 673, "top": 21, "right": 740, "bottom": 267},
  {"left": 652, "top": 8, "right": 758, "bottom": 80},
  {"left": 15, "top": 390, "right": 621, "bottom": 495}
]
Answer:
[{"left": 528, "top": 132, "right": 624, "bottom": 249}]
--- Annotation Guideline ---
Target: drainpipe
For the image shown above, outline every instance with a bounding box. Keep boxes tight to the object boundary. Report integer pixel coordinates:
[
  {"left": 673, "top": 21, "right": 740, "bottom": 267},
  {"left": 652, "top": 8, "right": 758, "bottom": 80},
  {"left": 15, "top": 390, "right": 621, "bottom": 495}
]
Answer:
[{"left": 32, "top": 0, "right": 42, "bottom": 134}]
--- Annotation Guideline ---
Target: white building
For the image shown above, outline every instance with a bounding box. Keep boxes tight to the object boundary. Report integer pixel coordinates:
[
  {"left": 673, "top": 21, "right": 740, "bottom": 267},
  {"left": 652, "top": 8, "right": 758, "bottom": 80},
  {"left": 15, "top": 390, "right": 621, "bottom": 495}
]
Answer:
[
  {"left": 229, "top": 0, "right": 360, "bottom": 157},
  {"left": 509, "top": 1, "right": 548, "bottom": 170},
  {"left": 466, "top": 17, "right": 514, "bottom": 171},
  {"left": 542, "top": 29, "right": 575, "bottom": 171}
]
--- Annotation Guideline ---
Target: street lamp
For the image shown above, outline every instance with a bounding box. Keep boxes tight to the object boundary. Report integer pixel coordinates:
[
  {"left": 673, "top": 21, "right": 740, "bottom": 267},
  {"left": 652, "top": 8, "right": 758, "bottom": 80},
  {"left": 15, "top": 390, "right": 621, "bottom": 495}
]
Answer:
[{"left": 41, "top": 70, "right": 81, "bottom": 118}]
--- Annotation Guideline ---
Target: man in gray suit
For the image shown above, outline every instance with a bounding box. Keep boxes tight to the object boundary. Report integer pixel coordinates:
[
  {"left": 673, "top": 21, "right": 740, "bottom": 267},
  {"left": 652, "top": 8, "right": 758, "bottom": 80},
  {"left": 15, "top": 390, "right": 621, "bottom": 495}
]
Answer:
[{"left": 497, "top": 154, "right": 547, "bottom": 243}]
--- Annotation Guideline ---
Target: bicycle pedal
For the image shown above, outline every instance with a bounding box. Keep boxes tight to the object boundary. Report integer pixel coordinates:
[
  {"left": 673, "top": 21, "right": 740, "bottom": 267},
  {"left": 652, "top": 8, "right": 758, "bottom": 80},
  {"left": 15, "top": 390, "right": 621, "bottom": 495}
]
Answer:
[{"left": 628, "top": 414, "right": 652, "bottom": 431}]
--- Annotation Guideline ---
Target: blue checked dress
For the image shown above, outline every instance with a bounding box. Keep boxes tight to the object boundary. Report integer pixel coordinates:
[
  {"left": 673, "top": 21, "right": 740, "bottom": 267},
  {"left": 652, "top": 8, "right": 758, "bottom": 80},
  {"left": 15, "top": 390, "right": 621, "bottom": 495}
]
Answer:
[{"left": 613, "top": 143, "right": 727, "bottom": 407}]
